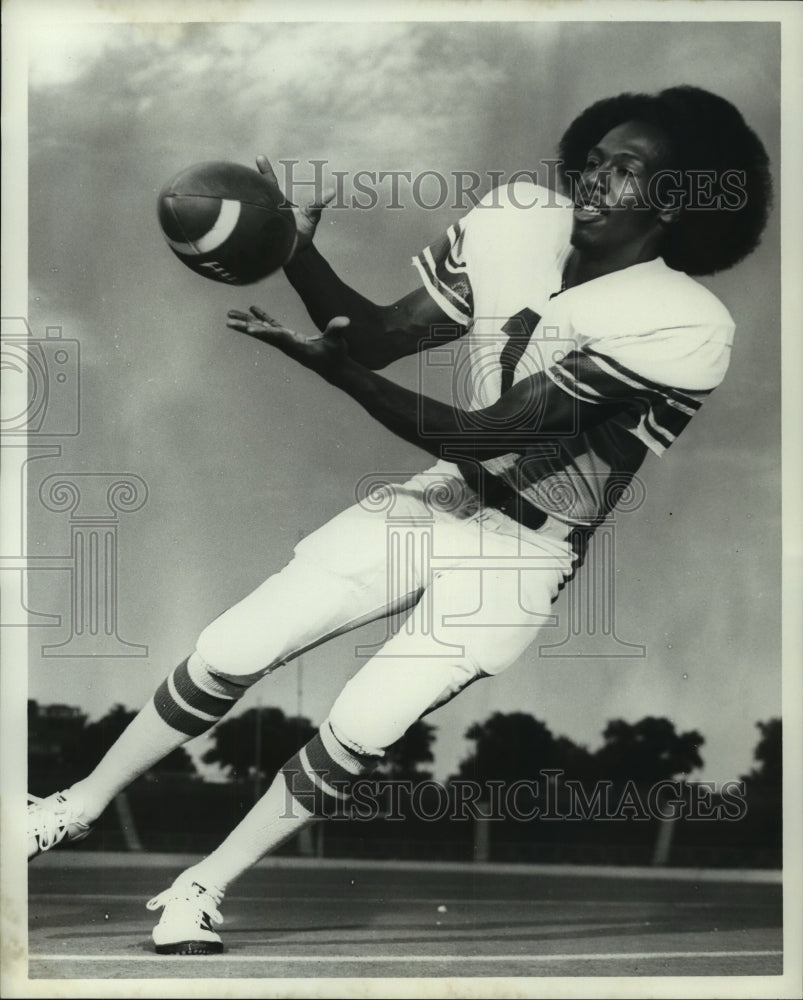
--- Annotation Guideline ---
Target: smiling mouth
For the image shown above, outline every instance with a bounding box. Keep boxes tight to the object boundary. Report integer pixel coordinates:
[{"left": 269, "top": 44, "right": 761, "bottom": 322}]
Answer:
[{"left": 573, "top": 202, "right": 606, "bottom": 222}]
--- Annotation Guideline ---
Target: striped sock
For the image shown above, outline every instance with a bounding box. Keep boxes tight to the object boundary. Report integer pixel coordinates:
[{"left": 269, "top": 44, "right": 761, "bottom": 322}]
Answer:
[
  {"left": 185, "top": 721, "right": 381, "bottom": 891},
  {"left": 68, "top": 653, "right": 246, "bottom": 822},
  {"left": 281, "top": 720, "right": 381, "bottom": 817},
  {"left": 153, "top": 655, "right": 246, "bottom": 737}
]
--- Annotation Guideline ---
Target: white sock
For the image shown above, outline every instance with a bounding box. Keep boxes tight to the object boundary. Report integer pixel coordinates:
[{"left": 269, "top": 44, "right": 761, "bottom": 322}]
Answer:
[
  {"left": 184, "top": 720, "right": 380, "bottom": 892},
  {"left": 67, "top": 654, "right": 246, "bottom": 822},
  {"left": 184, "top": 773, "right": 315, "bottom": 892}
]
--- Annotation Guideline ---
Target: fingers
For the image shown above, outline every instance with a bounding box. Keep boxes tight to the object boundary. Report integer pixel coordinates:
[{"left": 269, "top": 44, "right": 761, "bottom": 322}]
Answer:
[
  {"left": 226, "top": 314, "right": 253, "bottom": 335},
  {"left": 229, "top": 308, "right": 347, "bottom": 344},
  {"left": 249, "top": 305, "right": 273, "bottom": 323},
  {"left": 324, "top": 315, "right": 351, "bottom": 334},
  {"left": 305, "top": 185, "right": 338, "bottom": 223},
  {"left": 226, "top": 318, "right": 280, "bottom": 344},
  {"left": 226, "top": 311, "right": 254, "bottom": 335},
  {"left": 255, "top": 155, "right": 280, "bottom": 188},
  {"left": 226, "top": 307, "right": 289, "bottom": 343},
  {"left": 256, "top": 154, "right": 338, "bottom": 222},
  {"left": 256, "top": 154, "right": 298, "bottom": 209},
  {"left": 226, "top": 306, "right": 275, "bottom": 325},
  {"left": 310, "top": 186, "right": 338, "bottom": 212},
  {"left": 226, "top": 308, "right": 340, "bottom": 372},
  {"left": 225, "top": 307, "right": 271, "bottom": 338}
]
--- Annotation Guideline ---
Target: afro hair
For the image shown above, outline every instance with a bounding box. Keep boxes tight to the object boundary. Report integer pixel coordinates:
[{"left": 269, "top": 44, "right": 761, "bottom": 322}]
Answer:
[{"left": 556, "top": 85, "right": 773, "bottom": 275}]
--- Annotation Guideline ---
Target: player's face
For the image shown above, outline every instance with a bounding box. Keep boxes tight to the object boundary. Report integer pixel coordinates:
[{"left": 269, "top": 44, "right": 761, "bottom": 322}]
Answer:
[{"left": 570, "top": 120, "right": 674, "bottom": 262}]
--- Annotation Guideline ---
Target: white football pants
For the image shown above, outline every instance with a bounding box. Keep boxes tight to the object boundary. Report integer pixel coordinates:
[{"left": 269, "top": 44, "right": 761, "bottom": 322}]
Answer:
[{"left": 196, "top": 462, "right": 575, "bottom": 755}]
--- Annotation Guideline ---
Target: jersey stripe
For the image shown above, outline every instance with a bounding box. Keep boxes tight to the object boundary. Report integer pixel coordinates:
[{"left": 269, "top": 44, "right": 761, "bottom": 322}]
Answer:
[
  {"left": 444, "top": 225, "right": 468, "bottom": 275},
  {"left": 650, "top": 397, "right": 695, "bottom": 437},
  {"left": 630, "top": 416, "right": 668, "bottom": 454},
  {"left": 642, "top": 410, "right": 675, "bottom": 450},
  {"left": 412, "top": 223, "right": 474, "bottom": 324},
  {"left": 584, "top": 345, "right": 709, "bottom": 409},
  {"left": 567, "top": 350, "right": 701, "bottom": 414},
  {"left": 546, "top": 349, "right": 698, "bottom": 455},
  {"left": 546, "top": 359, "right": 609, "bottom": 405}
]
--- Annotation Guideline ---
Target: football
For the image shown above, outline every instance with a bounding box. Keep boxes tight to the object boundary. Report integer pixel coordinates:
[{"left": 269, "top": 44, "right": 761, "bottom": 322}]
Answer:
[{"left": 157, "top": 161, "right": 297, "bottom": 285}]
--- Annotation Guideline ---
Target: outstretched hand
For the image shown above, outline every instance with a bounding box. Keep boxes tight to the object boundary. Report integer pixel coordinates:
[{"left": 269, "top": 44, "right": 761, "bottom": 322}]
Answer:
[
  {"left": 255, "top": 155, "right": 336, "bottom": 255},
  {"left": 227, "top": 307, "right": 350, "bottom": 376}
]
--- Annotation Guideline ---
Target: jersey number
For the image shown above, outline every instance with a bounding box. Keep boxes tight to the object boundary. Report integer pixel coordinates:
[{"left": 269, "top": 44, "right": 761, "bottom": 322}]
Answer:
[{"left": 500, "top": 308, "right": 541, "bottom": 394}]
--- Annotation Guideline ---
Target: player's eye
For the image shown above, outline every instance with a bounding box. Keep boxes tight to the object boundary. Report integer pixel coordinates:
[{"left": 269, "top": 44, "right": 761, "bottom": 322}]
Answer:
[{"left": 618, "top": 160, "right": 644, "bottom": 177}]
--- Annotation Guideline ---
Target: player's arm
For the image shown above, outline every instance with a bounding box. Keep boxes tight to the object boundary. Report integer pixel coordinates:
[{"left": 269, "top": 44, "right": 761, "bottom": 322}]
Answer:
[
  {"left": 257, "top": 156, "right": 463, "bottom": 371},
  {"left": 324, "top": 349, "right": 620, "bottom": 458},
  {"left": 284, "top": 244, "right": 462, "bottom": 371},
  {"left": 226, "top": 308, "right": 620, "bottom": 456}
]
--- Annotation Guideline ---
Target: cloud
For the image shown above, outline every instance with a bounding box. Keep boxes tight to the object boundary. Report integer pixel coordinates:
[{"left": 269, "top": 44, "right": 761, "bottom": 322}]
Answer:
[
  {"left": 28, "top": 21, "right": 185, "bottom": 88},
  {"left": 28, "top": 22, "right": 506, "bottom": 161}
]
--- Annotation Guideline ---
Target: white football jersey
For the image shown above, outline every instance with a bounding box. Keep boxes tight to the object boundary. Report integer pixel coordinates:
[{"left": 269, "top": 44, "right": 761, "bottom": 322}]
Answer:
[{"left": 412, "top": 181, "right": 735, "bottom": 527}]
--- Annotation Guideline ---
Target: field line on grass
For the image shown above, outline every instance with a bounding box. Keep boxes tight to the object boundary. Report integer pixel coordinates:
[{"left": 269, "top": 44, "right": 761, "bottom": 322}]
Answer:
[
  {"left": 37, "top": 852, "right": 783, "bottom": 883},
  {"left": 30, "top": 950, "right": 783, "bottom": 964},
  {"left": 34, "top": 893, "right": 780, "bottom": 917},
  {"left": 27, "top": 892, "right": 654, "bottom": 906}
]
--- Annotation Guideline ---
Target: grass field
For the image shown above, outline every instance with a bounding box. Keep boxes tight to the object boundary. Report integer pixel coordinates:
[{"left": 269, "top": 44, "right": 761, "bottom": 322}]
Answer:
[{"left": 26, "top": 852, "right": 783, "bottom": 981}]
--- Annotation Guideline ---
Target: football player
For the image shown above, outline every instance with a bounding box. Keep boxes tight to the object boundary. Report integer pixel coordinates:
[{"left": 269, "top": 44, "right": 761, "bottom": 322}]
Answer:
[{"left": 29, "top": 85, "right": 772, "bottom": 955}]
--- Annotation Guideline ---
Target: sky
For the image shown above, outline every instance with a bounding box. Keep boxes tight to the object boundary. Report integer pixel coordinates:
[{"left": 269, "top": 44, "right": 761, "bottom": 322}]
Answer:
[{"left": 13, "top": 10, "right": 784, "bottom": 784}]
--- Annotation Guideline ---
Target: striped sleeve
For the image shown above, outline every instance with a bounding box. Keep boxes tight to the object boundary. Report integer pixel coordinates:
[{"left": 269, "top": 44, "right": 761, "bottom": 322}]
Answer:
[
  {"left": 545, "top": 328, "right": 731, "bottom": 455},
  {"left": 411, "top": 220, "right": 474, "bottom": 325}
]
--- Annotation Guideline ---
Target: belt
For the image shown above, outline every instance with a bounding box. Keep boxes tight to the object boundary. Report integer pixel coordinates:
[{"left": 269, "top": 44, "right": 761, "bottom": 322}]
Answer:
[{"left": 455, "top": 460, "right": 548, "bottom": 532}]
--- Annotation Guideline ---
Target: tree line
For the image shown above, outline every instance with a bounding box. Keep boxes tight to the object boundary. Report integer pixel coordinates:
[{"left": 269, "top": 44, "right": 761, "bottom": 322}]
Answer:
[{"left": 28, "top": 699, "right": 781, "bottom": 794}]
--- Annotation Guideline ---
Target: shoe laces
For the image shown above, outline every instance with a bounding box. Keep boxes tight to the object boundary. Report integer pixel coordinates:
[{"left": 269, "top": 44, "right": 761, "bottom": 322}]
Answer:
[
  {"left": 146, "top": 878, "right": 224, "bottom": 926},
  {"left": 28, "top": 792, "right": 89, "bottom": 852}
]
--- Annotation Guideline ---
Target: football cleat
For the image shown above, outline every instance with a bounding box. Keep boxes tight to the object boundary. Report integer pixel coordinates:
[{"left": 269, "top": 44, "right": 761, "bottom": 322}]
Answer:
[
  {"left": 28, "top": 791, "right": 93, "bottom": 860},
  {"left": 147, "top": 874, "right": 225, "bottom": 955}
]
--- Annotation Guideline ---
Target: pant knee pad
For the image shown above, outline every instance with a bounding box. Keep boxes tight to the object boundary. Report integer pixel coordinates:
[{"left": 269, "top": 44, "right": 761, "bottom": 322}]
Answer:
[
  {"left": 327, "top": 693, "right": 393, "bottom": 756},
  {"left": 328, "top": 657, "right": 483, "bottom": 753},
  {"left": 195, "top": 616, "right": 280, "bottom": 684}
]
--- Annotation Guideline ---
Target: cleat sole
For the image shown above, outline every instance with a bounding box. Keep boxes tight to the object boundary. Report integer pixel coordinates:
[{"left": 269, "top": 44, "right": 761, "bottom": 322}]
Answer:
[{"left": 154, "top": 940, "right": 223, "bottom": 955}]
